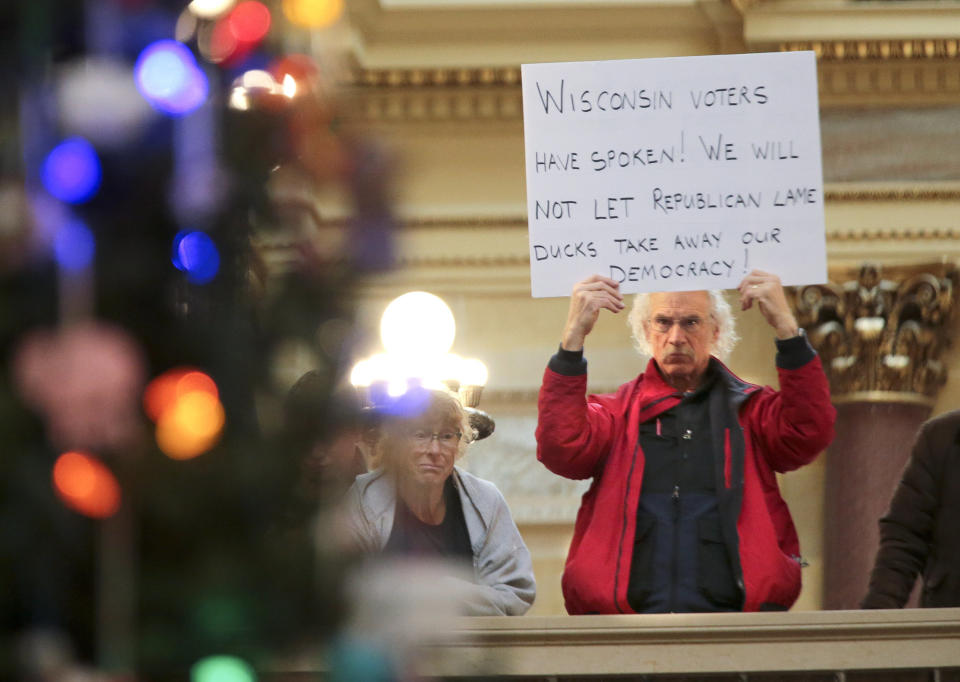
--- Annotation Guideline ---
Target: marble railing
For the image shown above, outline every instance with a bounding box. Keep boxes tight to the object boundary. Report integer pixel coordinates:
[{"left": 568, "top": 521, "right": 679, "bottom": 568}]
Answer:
[{"left": 266, "top": 609, "right": 960, "bottom": 680}]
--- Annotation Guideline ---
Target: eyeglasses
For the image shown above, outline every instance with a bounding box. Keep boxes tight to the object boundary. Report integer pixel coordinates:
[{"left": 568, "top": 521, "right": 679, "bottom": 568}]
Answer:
[
  {"left": 410, "top": 430, "right": 462, "bottom": 448},
  {"left": 649, "top": 315, "right": 705, "bottom": 334}
]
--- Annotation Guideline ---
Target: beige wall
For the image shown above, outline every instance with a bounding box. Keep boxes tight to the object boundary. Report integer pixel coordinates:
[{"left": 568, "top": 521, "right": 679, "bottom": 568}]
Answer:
[{"left": 318, "top": 0, "right": 960, "bottom": 615}]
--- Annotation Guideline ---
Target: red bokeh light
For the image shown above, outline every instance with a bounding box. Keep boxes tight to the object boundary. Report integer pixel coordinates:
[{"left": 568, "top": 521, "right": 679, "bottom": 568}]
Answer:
[
  {"left": 209, "top": 18, "right": 240, "bottom": 63},
  {"left": 227, "top": 1, "right": 271, "bottom": 45}
]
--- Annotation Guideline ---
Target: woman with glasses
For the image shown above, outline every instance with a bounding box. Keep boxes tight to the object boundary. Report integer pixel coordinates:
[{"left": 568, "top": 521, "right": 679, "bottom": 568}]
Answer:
[{"left": 341, "top": 388, "right": 535, "bottom": 616}]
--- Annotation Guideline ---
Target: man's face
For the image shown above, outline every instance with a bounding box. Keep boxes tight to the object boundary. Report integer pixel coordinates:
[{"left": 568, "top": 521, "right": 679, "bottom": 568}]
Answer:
[{"left": 644, "top": 291, "right": 718, "bottom": 390}]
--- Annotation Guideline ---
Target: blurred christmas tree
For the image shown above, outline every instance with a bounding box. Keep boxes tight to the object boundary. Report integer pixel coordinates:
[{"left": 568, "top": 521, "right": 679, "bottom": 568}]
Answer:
[{"left": 0, "top": 1, "right": 394, "bottom": 678}]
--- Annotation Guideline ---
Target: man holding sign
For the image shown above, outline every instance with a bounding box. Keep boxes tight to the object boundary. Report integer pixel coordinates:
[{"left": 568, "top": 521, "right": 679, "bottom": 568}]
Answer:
[{"left": 535, "top": 270, "right": 835, "bottom": 613}]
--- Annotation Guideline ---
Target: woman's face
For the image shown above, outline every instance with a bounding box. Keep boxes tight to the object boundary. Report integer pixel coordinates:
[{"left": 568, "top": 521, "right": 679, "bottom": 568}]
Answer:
[{"left": 395, "top": 420, "right": 461, "bottom": 489}]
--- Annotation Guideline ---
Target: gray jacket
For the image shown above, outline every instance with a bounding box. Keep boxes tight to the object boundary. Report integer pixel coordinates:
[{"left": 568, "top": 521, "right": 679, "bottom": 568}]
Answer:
[{"left": 343, "top": 466, "right": 536, "bottom": 616}]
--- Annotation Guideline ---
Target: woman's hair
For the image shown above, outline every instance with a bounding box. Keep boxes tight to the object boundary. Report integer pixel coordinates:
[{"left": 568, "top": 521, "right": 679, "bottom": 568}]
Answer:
[
  {"left": 370, "top": 388, "right": 475, "bottom": 471},
  {"left": 627, "top": 290, "right": 739, "bottom": 360}
]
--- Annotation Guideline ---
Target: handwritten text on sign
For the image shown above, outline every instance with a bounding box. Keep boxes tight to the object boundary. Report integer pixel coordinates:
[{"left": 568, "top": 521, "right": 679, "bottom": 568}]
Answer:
[{"left": 521, "top": 52, "right": 826, "bottom": 298}]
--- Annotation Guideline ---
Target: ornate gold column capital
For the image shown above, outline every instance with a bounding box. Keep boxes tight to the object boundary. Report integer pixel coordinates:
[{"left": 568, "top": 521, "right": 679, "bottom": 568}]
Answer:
[{"left": 792, "top": 263, "right": 959, "bottom": 405}]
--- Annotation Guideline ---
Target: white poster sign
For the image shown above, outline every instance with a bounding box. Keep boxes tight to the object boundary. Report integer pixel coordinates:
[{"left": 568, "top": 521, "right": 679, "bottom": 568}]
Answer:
[{"left": 521, "top": 52, "right": 826, "bottom": 298}]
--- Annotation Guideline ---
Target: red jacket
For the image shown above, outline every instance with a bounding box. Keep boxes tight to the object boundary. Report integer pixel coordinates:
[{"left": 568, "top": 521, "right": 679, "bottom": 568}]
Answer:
[{"left": 536, "top": 354, "right": 835, "bottom": 614}]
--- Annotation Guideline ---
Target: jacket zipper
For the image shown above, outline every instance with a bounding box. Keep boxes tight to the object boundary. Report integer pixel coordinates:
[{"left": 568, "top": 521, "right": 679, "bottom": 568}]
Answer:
[
  {"left": 670, "top": 484, "right": 680, "bottom": 612},
  {"left": 613, "top": 438, "right": 643, "bottom": 613}
]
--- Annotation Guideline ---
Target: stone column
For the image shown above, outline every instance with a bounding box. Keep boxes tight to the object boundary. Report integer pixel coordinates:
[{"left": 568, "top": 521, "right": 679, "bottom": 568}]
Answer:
[{"left": 793, "top": 263, "right": 958, "bottom": 610}]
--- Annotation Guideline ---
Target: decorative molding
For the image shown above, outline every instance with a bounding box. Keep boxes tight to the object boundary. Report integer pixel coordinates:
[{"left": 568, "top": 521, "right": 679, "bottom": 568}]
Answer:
[
  {"left": 345, "top": 67, "right": 521, "bottom": 89},
  {"left": 793, "top": 262, "right": 959, "bottom": 402},
  {"left": 254, "top": 211, "right": 960, "bottom": 272},
  {"left": 390, "top": 216, "right": 528, "bottom": 229},
  {"left": 392, "top": 254, "right": 530, "bottom": 268},
  {"left": 831, "top": 390, "right": 935, "bottom": 407},
  {"left": 824, "top": 186, "right": 960, "bottom": 201},
  {"left": 827, "top": 227, "right": 960, "bottom": 241},
  {"left": 777, "top": 39, "right": 960, "bottom": 61},
  {"left": 338, "top": 47, "right": 960, "bottom": 119}
]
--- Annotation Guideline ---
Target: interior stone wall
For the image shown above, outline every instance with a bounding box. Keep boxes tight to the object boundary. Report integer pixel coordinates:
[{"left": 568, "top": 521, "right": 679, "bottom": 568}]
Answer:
[{"left": 328, "top": 0, "right": 960, "bottom": 617}]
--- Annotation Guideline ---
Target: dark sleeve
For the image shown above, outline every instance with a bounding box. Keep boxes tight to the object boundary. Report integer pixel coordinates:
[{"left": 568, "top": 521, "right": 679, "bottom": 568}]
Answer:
[
  {"left": 547, "top": 344, "right": 587, "bottom": 376},
  {"left": 774, "top": 329, "right": 816, "bottom": 370},
  {"left": 861, "top": 421, "right": 943, "bottom": 608}
]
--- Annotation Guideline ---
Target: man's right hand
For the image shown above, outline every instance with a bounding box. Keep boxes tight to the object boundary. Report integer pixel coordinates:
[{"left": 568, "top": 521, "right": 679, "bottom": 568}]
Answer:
[{"left": 561, "top": 275, "right": 624, "bottom": 351}]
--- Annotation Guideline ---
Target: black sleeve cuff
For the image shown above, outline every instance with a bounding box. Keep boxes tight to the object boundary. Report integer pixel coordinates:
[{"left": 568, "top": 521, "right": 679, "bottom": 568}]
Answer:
[
  {"left": 775, "top": 328, "right": 817, "bottom": 370},
  {"left": 548, "top": 344, "right": 587, "bottom": 376}
]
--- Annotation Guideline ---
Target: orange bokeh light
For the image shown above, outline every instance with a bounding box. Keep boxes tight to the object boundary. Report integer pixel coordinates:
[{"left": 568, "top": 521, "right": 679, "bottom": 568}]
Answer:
[
  {"left": 282, "top": 0, "right": 344, "bottom": 28},
  {"left": 143, "top": 368, "right": 219, "bottom": 423},
  {"left": 155, "top": 390, "right": 226, "bottom": 460},
  {"left": 52, "top": 452, "right": 122, "bottom": 519}
]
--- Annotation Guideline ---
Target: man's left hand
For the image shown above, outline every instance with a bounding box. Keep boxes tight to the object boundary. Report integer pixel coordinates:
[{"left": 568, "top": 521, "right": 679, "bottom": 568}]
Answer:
[{"left": 737, "top": 270, "right": 799, "bottom": 340}]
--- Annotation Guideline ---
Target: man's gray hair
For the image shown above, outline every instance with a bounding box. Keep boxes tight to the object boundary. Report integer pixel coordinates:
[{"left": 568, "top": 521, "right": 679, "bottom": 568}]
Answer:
[{"left": 628, "top": 290, "right": 739, "bottom": 360}]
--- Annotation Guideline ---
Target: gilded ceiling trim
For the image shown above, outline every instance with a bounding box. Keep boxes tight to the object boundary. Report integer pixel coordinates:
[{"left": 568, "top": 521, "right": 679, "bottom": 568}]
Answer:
[
  {"left": 824, "top": 187, "right": 960, "bottom": 202},
  {"left": 777, "top": 39, "right": 960, "bottom": 61},
  {"left": 397, "top": 216, "right": 528, "bottom": 229},
  {"left": 826, "top": 227, "right": 959, "bottom": 242},
  {"left": 343, "top": 61, "right": 960, "bottom": 119},
  {"left": 341, "top": 38, "right": 960, "bottom": 93},
  {"left": 345, "top": 67, "right": 522, "bottom": 89}
]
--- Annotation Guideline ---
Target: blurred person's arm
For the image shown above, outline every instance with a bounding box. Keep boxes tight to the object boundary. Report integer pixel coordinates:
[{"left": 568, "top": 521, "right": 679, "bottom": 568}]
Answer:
[{"left": 862, "top": 421, "right": 943, "bottom": 608}]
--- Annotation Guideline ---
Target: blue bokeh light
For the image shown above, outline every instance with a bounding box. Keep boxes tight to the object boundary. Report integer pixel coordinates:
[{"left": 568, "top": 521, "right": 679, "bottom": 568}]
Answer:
[
  {"left": 367, "top": 383, "right": 431, "bottom": 419},
  {"left": 175, "top": 231, "right": 220, "bottom": 284},
  {"left": 135, "top": 40, "right": 209, "bottom": 116},
  {"left": 53, "top": 219, "right": 96, "bottom": 271},
  {"left": 171, "top": 230, "right": 188, "bottom": 272},
  {"left": 41, "top": 138, "right": 102, "bottom": 204}
]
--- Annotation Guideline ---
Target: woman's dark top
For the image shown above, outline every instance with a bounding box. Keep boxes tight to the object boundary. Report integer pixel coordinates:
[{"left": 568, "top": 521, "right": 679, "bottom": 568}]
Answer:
[{"left": 383, "top": 477, "right": 473, "bottom": 561}]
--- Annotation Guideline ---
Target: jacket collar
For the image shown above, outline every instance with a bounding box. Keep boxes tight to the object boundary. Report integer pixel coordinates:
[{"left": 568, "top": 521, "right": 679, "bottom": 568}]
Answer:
[{"left": 632, "top": 356, "right": 758, "bottom": 421}]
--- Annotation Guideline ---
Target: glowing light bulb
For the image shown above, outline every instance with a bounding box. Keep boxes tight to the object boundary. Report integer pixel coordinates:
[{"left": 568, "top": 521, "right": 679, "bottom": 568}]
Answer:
[
  {"left": 380, "top": 292, "right": 456, "bottom": 360},
  {"left": 41, "top": 137, "right": 101, "bottom": 204},
  {"left": 459, "top": 358, "right": 488, "bottom": 387},
  {"left": 349, "top": 358, "right": 372, "bottom": 387},
  {"left": 387, "top": 378, "right": 408, "bottom": 398},
  {"left": 134, "top": 40, "right": 209, "bottom": 116}
]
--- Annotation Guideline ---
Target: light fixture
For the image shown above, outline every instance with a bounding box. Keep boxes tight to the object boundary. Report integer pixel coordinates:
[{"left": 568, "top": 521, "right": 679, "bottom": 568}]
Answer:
[{"left": 350, "top": 291, "right": 491, "bottom": 430}]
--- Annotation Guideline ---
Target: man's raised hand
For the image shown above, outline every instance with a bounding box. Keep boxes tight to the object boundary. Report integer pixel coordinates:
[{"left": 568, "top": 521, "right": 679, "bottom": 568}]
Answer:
[
  {"left": 737, "top": 269, "right": 799, "bottom": 340},
  {"left": 561, "top": 275, "right": 625, "bottom": 351}
]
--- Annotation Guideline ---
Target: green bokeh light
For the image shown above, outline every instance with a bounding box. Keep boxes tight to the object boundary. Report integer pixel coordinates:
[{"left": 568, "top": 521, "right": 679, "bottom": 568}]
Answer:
[{"left": 191, "top": 655, "right": 257, "bottom": 682}]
